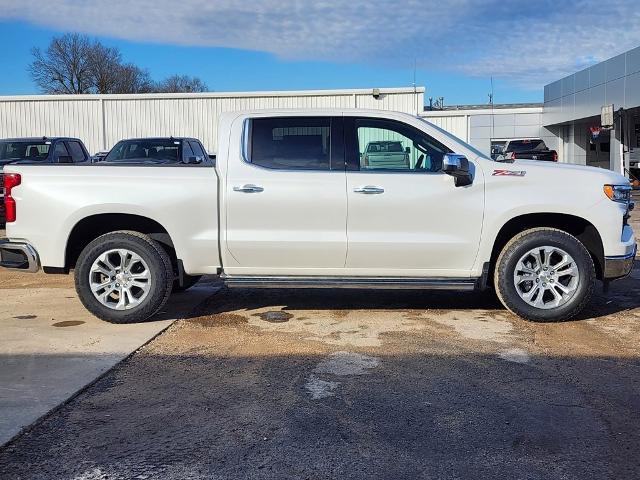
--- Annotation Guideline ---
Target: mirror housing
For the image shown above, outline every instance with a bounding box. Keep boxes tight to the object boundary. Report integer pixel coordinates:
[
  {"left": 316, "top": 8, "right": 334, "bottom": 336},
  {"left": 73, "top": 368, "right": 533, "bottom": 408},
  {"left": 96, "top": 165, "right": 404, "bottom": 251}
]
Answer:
[
  {"left": 442, "top": 153, "right": 472, "bottom": 187},
  {"left": 405, "top": 146, "right": 411, "bottom": 154}
]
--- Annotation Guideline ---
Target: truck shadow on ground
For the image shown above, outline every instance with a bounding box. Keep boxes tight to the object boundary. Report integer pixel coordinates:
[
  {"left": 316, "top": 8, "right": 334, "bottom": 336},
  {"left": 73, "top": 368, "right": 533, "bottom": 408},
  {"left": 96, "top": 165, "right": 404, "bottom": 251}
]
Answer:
[{"left": 167, "top": 261, "right": 640, "bottom": 323}]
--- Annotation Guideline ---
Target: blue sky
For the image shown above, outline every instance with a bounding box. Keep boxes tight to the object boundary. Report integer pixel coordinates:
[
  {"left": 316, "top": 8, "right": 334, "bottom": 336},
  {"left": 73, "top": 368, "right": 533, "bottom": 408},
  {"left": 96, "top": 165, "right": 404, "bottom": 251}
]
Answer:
[{"left": 1, "top": 0, "right": 638, "bottom": 106}]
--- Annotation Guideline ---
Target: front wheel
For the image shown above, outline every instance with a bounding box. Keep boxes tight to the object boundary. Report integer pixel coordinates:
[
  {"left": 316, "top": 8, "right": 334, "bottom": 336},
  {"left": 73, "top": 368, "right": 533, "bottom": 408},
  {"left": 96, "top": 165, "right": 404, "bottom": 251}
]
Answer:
[
  {"left": 494, "top": 228, "right": 595, "bottom": 322},
  {"left": 75, "top": 231, "right": 173, "bottom": 323}
]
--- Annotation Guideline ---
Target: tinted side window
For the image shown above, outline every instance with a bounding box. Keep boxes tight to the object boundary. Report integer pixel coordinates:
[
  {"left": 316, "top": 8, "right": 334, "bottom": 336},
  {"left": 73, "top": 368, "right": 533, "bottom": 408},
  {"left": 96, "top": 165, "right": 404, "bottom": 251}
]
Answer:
[
  {"left": 355, "top": 118, "right": 451, "bottom": 172},
  {"left": 189, "top": 141, "right": 206, "bottom": 158},
  {"left": 183, "top": 141, "right": 195, "bottom": 161},
  {"left": 248, "top": 117, "right": 330, "bottom": 170},
  {"left": 53, "top": 142, "right": 69, "bottom": 160},
  {"left": 66, "top": 141, "right": 86, "bottom": 162}
]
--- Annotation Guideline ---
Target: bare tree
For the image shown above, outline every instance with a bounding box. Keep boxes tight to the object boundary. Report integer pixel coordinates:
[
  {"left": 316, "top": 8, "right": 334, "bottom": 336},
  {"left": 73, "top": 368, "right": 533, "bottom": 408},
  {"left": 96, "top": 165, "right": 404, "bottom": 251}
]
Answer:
[
  {"left": 155, "top": 75, "right": 208, "bottom": 93},
  {"left": 113, "top": 64, "right": 155, "bottom": 94},
  {"left": 29, "top": 33, "right": 93, "bottom": 94},
  {"left": 88, "top": 43, "right": 123, "bottom": 94},
  {"left": 30, "top": 34, "right": 209, "bottom": 95}
]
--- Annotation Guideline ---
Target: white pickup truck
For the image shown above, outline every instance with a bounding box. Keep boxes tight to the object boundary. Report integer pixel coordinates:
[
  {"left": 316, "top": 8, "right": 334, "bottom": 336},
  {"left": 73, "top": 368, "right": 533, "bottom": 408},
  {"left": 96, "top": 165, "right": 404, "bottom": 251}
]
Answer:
[{"left": 0, "top": 110, "right": 636, "bottom": 323}]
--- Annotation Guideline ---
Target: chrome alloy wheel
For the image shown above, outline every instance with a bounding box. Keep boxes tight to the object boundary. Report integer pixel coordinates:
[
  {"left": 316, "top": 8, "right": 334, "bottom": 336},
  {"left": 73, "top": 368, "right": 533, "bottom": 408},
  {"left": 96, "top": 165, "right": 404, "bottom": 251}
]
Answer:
[
  {"left": 513, "top": 246, "right": 579, "bottom": 310},
  {"left": 89, "top": 249, "right": 151, "bottom": 310}
]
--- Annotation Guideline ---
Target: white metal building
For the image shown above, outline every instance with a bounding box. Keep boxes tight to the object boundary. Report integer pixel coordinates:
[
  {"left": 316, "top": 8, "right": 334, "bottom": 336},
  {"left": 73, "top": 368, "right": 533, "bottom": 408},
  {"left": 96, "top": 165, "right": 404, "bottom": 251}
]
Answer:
[
  {"left": 420, "top": 103, "right": 556, "bottom": 158},
  {"left": 0, "top": 87, "right": 424, "bottom": 155}
]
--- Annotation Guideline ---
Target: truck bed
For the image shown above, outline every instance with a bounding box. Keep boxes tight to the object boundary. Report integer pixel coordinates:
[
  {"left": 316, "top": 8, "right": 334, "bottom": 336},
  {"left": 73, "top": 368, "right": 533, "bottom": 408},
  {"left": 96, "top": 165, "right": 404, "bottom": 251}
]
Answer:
[{"left": 3, "top": 164, "right": 221, "bottom": 275}]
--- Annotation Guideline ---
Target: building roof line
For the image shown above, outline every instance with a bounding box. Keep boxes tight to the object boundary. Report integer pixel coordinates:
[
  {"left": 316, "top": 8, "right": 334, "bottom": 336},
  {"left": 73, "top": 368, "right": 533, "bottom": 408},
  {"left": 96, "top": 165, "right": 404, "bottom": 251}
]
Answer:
[{"left": 0, "top": 87, "right": 425, "bottom": 102}]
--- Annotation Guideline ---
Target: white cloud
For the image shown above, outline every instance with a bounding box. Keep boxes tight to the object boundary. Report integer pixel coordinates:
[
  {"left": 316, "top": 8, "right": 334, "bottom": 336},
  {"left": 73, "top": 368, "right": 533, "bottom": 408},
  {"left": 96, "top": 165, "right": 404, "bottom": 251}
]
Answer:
[{"left": 1, "top": 0, "right": 639, "bottom": 88}]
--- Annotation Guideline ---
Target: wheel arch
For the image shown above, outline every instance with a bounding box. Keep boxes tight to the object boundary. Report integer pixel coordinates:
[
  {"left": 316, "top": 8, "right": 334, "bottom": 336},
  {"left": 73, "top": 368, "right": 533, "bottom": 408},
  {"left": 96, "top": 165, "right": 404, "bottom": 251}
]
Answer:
[
  {"left": 489, "top": 213, "right": 605, "bottom": 282},
  {"left": 64, "top": 213, "right": 177, "bottom": 271}
]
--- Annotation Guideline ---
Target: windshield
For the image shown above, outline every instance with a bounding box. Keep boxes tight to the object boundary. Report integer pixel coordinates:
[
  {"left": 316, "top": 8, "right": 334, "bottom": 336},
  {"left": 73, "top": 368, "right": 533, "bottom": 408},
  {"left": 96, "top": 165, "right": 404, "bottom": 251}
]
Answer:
[
  {"left": 105, "top": 139, "right": 181, "bottom": 163},
  {"left": 0, "top": 141, "right": 50, "bottom": 161},
  {"left": 506, "top": 139, "right": 545, "bottom": 152},
  {"left": 367, "top": 142, "right": 404, "bottom": 153}
]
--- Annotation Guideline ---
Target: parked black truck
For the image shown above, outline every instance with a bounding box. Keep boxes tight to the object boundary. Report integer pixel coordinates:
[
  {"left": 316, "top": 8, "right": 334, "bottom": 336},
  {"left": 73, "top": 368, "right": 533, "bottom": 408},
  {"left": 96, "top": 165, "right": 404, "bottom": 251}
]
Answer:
[{"left": 498, "top": 139, "right": 558, "bottom": 162}]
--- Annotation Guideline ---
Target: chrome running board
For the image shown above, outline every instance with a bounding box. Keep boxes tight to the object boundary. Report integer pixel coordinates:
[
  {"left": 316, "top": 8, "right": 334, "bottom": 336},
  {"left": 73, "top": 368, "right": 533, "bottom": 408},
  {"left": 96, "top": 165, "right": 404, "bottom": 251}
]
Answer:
[{"left": 222, "top": 275, "right": 478, "bottom": 290}]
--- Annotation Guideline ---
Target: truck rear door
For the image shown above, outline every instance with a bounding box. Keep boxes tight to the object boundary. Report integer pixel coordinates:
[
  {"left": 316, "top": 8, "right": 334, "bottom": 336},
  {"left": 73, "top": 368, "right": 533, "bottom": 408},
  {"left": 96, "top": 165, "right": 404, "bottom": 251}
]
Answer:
[{"left": 223, "top": 116, "right": 347, "bottom": 275}]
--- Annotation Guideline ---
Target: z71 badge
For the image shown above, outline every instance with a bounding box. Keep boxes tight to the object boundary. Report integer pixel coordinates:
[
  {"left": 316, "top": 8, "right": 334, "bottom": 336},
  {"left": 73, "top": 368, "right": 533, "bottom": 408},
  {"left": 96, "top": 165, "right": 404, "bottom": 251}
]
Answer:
[{"left": 492, "top": 169, "right": 526, "bottom": 177}]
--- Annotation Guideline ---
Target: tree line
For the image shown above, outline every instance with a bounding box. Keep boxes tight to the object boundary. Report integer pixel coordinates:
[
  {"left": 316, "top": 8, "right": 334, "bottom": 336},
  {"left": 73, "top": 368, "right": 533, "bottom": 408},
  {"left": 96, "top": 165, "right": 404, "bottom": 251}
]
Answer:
[{"left": 29, "top": 33, "right": 208, "bottom": 95}]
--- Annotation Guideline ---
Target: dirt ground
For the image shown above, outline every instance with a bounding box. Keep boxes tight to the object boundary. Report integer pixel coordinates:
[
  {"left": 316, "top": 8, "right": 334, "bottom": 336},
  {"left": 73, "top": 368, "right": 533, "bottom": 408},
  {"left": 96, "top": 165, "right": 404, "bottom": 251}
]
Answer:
[{"left": 1, "top": 223, "right": 640, "bottom": 478}]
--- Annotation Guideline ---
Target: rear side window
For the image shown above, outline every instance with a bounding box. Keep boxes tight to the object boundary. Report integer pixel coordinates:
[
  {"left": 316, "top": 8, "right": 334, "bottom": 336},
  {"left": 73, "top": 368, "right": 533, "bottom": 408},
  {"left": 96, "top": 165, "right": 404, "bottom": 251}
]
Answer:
[
  {"left": 183, "top": 141, "right": 195, "bottom": 161},
  {"left": 66, "top": 141, "right": 86, "bottom": 162},
  {"left": 247, "top": 117, "right": 331, "bottom": 170},
  {"left": 189, "top": 141, "right": 206, "bottom": 158},
  {"left": 53, "top": 142, "right": 69, "bottom": 160}
]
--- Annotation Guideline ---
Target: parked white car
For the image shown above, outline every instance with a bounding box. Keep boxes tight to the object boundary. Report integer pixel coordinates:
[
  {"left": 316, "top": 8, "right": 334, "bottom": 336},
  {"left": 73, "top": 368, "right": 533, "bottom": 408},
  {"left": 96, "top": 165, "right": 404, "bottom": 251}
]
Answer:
[{"left": 0, "top": 110, "right": 635, "bottom": 323}]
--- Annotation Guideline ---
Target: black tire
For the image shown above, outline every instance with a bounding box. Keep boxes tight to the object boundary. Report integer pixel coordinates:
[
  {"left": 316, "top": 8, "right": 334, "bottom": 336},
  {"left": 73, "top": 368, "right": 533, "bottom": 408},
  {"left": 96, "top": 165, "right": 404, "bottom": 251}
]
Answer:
[
  {"left": 172, "top": 274, "right": 202, "bottom": 293},
  {"left": 494, "top": 228, "right": 595, "bottom": 322},
  {"left": 74, "top": 231, "right": 173, "bottom": 323}
]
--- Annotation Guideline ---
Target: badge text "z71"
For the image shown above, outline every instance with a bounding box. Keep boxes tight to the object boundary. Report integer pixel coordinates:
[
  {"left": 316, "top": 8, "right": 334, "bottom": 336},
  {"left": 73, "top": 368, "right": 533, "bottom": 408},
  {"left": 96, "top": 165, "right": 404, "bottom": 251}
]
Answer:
[{"left": 492, "top": 169, "right": 526, "bottom": 177}]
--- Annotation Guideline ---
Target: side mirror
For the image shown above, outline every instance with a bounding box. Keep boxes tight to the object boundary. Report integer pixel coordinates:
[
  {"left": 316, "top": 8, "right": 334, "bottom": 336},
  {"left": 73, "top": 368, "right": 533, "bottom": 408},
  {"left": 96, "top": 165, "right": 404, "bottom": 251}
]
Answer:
[
  {"left": 185, "top": 156, "right": 203, "bottom": 165},
  {"left": 443, "top": 153, "right": 472, "bottom": 187},
  {"left": 405, "top": 147, "right": 411, "bottom": 154},
  {"left": 57, "top": 155, "right": 73, "bottom": 164}
]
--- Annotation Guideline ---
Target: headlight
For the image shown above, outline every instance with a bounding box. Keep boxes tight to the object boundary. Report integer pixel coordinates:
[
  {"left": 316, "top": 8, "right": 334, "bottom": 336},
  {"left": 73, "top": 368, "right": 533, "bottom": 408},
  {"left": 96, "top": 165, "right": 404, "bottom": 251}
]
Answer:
[{"left": 603, "top": 184, "right": 632, "bottom": 203}]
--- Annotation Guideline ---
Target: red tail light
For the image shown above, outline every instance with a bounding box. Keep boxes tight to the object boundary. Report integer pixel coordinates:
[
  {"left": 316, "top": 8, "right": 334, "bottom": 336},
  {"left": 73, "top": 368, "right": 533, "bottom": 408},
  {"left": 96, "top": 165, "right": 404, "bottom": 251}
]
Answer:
[
  {"left": 552, "top": 151, "right": 558, "bottom": 162},
  {"left": 4, "top": 173, "right": 21, "bottom": 223}
]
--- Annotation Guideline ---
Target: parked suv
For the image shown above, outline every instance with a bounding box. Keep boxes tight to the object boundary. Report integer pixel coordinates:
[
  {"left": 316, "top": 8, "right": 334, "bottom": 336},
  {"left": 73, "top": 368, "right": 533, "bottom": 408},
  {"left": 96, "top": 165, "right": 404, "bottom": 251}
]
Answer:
[{"left": 0, "top": 137, "right": 90, "bottom": 223}]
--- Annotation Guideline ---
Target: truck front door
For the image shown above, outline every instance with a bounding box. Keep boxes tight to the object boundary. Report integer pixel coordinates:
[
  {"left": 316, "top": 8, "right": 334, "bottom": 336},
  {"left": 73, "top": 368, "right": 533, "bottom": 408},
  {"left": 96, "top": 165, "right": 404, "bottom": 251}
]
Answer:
[
  {"left": 343, "top": 117, "right": 485, "bottom": 277},
  {"left": 224, "top": 116, "right": 347, "bottom": 276}
]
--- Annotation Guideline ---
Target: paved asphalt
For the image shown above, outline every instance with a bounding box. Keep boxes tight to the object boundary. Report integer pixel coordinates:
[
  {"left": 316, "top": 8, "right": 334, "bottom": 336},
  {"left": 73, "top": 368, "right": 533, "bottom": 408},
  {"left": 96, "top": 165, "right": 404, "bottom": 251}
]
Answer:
[{"left": 1, "top": 275, "right": 640, "bottom": 479}]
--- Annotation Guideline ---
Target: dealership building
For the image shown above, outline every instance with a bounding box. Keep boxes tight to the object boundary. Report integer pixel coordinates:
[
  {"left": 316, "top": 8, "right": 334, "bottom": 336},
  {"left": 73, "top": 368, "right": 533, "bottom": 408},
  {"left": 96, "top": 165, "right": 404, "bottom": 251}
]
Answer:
[
  {"left": 423, "top": 46, "right": 640, "bottom": 176},
  {"left": 542, "top": 46, "right": 640, "bottom": 174},
  {"left": 0, "top": 45, "right": 638, "bottom": 177}
]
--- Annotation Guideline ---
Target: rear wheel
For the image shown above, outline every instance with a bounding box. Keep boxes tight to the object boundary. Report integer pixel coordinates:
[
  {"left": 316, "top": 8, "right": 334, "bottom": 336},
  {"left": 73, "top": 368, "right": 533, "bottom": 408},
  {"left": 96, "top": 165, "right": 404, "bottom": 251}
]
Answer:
[
  {"left": 75, "top": 231, "right": 173, "bottom": 323},
  {"left": 494, "top": 228, "right": 595, "bottom": 322}
]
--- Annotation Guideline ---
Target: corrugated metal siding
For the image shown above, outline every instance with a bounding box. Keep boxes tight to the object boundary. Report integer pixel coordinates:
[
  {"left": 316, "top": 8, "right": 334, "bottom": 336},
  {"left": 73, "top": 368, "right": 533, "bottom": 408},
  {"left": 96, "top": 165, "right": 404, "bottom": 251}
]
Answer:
[
  {"left": 0, "top": 99, "right": 102, "bottom": 149},
  {"left": 0, "top": 88, "right": 424, "bottom": 155},
  {"left": 422, "top": 115, "right": 468, "bottom": 142}
]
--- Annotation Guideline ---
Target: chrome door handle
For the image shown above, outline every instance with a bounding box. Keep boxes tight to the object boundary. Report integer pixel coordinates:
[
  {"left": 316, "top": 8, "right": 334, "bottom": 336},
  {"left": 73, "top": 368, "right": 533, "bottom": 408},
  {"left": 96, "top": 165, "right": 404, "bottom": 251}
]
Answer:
[
  {"left": 353, "top": 186, "right": 384, "bottom": 194},
  {"left": 233, "top": 184, "right": 264, "bottom": 193}
]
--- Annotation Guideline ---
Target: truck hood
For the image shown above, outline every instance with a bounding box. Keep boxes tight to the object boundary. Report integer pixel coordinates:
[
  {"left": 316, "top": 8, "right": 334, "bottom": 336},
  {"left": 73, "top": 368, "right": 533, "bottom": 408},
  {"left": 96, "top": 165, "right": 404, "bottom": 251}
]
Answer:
[{"left": 499, "top": 159, "right": 629, "bottom": 185}]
